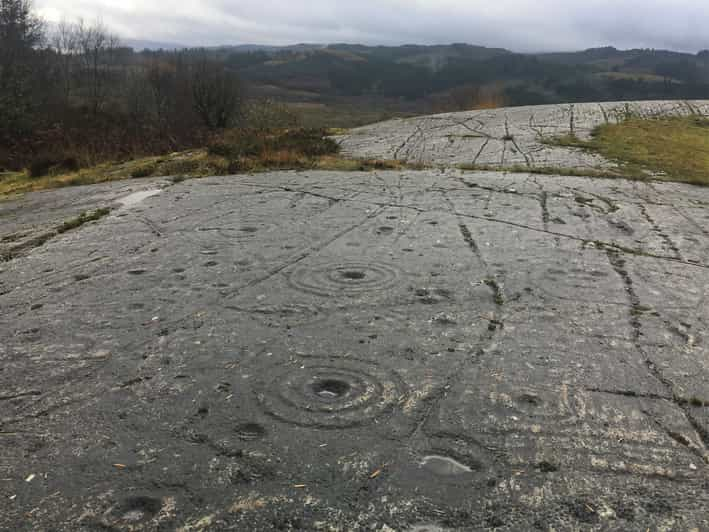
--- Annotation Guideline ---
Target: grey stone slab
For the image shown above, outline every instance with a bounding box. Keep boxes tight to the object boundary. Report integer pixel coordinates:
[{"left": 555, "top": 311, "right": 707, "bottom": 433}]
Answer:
[
  {"left": 0, "top": 177, "right": 171, "bottom": 261},
  {"left": 2, "top": 161, "right": 709, "bottom": 528},
  {"left": 338, "top": 100, "right": 709, "bottom": 171}
]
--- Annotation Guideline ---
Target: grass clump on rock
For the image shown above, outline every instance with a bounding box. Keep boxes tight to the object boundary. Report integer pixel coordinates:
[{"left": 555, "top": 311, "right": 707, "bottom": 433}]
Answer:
[
  {"left": 207, "top": 128, "right": 340, "bottom": 171},
  {"left": 552, "top": 116, "right": 709, "bottom": 186}
]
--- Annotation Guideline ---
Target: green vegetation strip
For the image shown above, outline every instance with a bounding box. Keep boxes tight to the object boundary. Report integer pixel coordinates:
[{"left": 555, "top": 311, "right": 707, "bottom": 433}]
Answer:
[
  {"left": 551, "top": 116, "right": 709, "bottom": 186},
  {"left": 56, "top": 208, "right": 112, "bottom": 233},
  {"left": 1, "top": 129, "right": 429, "bottom": 198},
  {"left": 1, "top": 208, "right": 111, "bottom": 262},
  {"left": 459, "top": 163, "right": 626, "bottom": 179}
]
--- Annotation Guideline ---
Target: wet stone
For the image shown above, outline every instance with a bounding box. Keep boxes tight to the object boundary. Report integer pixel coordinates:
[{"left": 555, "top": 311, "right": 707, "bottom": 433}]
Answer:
[
  {"left": 235, "top": 422, "right": 267, "bottom": 441},
  {"left": 3, "top": 101, "right": 709, "bottom": 531},
  {"left": 420, "top": 455, "right": 473, "bottom": 477},
  {"left": 312, "top": 378, "right": 351, "bottom": 400},
  {"left": 110, "top": 496, "right": 162, "bottom": 524}
]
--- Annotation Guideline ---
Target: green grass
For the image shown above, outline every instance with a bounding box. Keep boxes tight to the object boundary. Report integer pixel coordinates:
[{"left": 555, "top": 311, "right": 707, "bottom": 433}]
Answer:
[
  {"left": 56, "top": 208, "right": 112, "bottom": 234},
  {"left": 550, "top": 116, "right": 709, "bottom": 186},
  {"left": 459, "top": 162, "right": 627, "bottom": 179}
]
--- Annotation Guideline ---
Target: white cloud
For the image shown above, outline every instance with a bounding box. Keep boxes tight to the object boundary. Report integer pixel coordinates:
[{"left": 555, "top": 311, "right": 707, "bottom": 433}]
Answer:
[{"left": 34, "top": 0, "right": 709, "bottom": 52}]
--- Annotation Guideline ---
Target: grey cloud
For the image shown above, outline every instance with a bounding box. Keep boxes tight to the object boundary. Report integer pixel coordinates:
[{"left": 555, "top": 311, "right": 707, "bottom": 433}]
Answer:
[{"left": 35, "top": 0, "right": 709, "bottom": 52}]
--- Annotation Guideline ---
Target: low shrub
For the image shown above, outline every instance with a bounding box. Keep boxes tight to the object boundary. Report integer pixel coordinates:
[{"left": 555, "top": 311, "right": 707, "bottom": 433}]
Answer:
[
  {"left": 227, "top": 159, "right": 248, "bottom": 174},
  {"left": 28, "top": 155, "right": 81, "bottom": 178},
  {"left": 274, "top": 129, "right": 340, "bottom": 157},
  {"left": 161, "top": 158, "right": 201, "bottom": 176},
  {"left": 207, "top": 131, "right": 263, "bottom": 159},
  {"left": 29, "top": 157, "right": 56, "bottom": 178},
  {"left": 60, "top": 156, "right": 80, "bottom": 173},
  {"left": 130, "top": 164, "right": 157, "bottom": 179},
  {"left": 207, "top": 128, "right": 339, "bottom": 166},
  {"left": 246, "top": 99, "right": 301, "bottom": 130},
  {"left": 207, "top": 141, "right": 235, "bottom": 158}
]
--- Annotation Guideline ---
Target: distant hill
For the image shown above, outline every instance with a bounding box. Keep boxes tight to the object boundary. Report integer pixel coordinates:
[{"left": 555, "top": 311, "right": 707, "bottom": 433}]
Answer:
[
  {"left": 141, "top": 42, "right": 709, "bottom": 111},
  {"left": 537, "top": 46, "right": 699, "bottom": 67},
  {"left": 326, "top": 43, "right": 511, "bottom": 69},
  {"left": 218, "top": 44, "right": 326, "bottom": 53},
  {"left": 123, "top": 38, "right": 186, "bottom": 51}
]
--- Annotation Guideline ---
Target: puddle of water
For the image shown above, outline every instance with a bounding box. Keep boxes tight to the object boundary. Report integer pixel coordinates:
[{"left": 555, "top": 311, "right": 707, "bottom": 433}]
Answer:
[
  {"left": 118, "top": 189, "right": 162, "bottom": 208},
  {"left": 420, "top": 455, "right": 472, "bottom": 476},
  {"left": 312, "top": 379, "right": 350, "bottom": 400}
]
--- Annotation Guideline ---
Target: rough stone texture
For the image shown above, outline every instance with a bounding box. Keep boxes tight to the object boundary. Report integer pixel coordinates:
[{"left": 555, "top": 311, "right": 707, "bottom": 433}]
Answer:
[
  {"left": 337, "top": 100, "right": 709, "bottom": 169},
  {"left": 0, "top": 177, "right": 172, "bottom": 261},
  {"left": 2, "top": 168, "right": 709, "bottom": 531},
  {"left": 2, "top": 103, "right": 709, "bottom": 531}
]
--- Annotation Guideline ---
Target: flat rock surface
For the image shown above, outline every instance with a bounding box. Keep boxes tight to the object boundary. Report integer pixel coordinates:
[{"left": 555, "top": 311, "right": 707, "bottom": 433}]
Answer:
[
  {"left": 338, "top": 100, "right": 709, "bottom": 169},
  {"left": 0, "top": 177, "right": 172, "bottom": 261},
  {"left": 2, "top": 103, "right": 709, "bottom": 531}
]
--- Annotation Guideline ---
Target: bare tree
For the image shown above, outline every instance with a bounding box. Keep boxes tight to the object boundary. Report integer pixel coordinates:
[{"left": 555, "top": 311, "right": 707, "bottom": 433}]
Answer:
[
  {"left": 190, "top": 53, "right": 244, "bottom": 129},
  {"left": 246, "top": 98, "right": 300, "bottom": 130},
  {"left": 147, "top": 61, "right": 180, "bottom": 130},
  {"left": 0, "top": 0, "right": 43, "bottom": 50},
  {"left": 51, "top": 20, "right": 79, "bottom": 103},
  {"left": 75, "top": 18, "right": 119, "bottom": 115}
]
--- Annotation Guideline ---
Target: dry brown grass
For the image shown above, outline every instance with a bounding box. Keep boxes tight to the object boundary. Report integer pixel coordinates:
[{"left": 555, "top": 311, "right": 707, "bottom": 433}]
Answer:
[{"left": 0, "top": 129, "right": 428, "bottom": 198}]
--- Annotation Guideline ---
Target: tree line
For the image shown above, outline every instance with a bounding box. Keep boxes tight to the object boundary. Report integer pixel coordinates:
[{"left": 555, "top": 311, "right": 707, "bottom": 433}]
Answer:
[{"left": 0, "top": 0, "right": 246, "bottom": 171}]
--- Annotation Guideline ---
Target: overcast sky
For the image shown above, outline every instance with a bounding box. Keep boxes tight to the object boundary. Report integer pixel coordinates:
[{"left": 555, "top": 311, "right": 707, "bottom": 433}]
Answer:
[{"left": 35, "top": 0, "right": 709, "bottom": 53}]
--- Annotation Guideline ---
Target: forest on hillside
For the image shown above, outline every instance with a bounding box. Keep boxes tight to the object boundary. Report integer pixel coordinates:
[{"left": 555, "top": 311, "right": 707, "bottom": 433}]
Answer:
[
  {"left": 228, "top": 43, "right": 709, "bottom": 106},
  {"left": 2, "top": 0, "right": 709, "bottom": 172}
]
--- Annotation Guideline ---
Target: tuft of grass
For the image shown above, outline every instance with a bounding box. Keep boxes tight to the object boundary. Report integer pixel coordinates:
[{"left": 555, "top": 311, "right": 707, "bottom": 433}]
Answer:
[
  {"left": 206, "top": 128, "right": 341, "bottom": 170},
  {"left": 1, "top": 207, "right": 112, "bottom": 261},
  {"left": 28, "top": 155, "right": 81, "bottom": 179},
  {"left": 130, "top": 163, "right": 157, "bottom": 179},
  {"left": 548, "top": 116, "right": 709, "bottom": 186},
  {"left": 484, "top": 278, "right": 505, "bottom": 306},
  {"left": 314, "top": 156, "right": 427, "bottom": 172},
  {"left": 459, "top": 162, "right": 629, "bottom": 179},
  {"left": 548, "top": 134, "right": 588, "bottom": 149},
  {"left": 675, "top": 395, "right": 707, "bottom": 408},
  {"left": 57, "top": 208, "right": 112, "bottom": 234},
  {"left": 446, "top": 134, "right": 486, "bottom": 139},
  {"left": 324, "top": 127, "right": 350, "bottom": 136}
]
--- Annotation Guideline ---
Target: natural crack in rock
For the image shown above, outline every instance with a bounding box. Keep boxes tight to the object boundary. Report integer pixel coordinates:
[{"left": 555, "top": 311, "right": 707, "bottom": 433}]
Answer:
[
  {"left": 2, "top": 102, "right": 709, "bottom": 530},
  {"left": 338, "top": 100, "right": 709, "bottom": 170}
]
